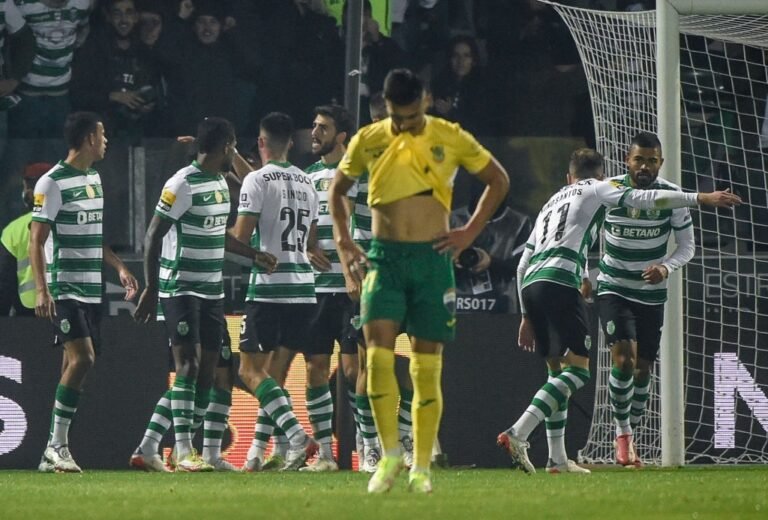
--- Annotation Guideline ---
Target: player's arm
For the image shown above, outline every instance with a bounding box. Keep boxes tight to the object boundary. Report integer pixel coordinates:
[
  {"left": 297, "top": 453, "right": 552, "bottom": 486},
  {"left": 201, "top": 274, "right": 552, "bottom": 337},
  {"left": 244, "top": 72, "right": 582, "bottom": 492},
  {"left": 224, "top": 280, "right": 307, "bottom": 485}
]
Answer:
[
  {"left": 598, "top": 180, "right": 741, "bottom": 209},
  {"left": 103, "top": 245, "right": 138, "bottom": 301},
  {"left": 224, "top": 229, "right": 277, "bottom": 273},
  {"left": 330, "top": 169, "right": 368, "bottom": 284},
  {"left": 434, "top": 156, "right": 510, "bottom": 260},
  {"left": 516, "top": 237, "right": 535, "bottom": 353},
  {"left": 133, "top": 215, "right": 173, "bottom": 323},
  {"left": 643, "top": 220, "right": 695, "bottom": 284},
  {"left": 28, "top": 221, "right": 54, "bottom": 319},
  {"left": 307, "top": 221, "right": 332, "bottom": 272}
]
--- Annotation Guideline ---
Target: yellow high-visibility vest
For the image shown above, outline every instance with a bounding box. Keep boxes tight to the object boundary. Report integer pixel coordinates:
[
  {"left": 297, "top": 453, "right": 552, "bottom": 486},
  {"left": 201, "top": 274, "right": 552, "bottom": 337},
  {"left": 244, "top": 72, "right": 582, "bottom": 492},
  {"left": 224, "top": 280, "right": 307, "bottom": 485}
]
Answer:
[{"left": 0, "top": 212, "right": 35, "bottom": 309}]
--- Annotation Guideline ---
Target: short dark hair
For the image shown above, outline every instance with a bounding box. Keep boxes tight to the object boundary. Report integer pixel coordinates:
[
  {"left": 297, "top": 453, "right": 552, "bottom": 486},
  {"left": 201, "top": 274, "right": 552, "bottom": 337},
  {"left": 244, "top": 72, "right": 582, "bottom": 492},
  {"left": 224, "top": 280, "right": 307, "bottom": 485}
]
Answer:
[
  {"left": 260, "top": 112, "right": 294, "bottom": 150},
  {"left": 383, "top": 68, "right": 424, "bottom": 106},
  {"left": 449, "top": 34, "right": 480, "bottom": 63},
  {"left": 314, "top": 104, "right": 355, "bottom": 138},
  {"left": 196, "top": 117, "right": 235, "bottom": 154},
  {"left": 569, "top": 148, "right": 604, "bottom": 179},
  {"left": 63, "top": 112, "right": 102, "bottom": 150},
  {"left": 630, "top": 131, "right": 662, "bottom": 152},
  {"left": 369, "top": 91, "right": 387, "bottom": 121}
]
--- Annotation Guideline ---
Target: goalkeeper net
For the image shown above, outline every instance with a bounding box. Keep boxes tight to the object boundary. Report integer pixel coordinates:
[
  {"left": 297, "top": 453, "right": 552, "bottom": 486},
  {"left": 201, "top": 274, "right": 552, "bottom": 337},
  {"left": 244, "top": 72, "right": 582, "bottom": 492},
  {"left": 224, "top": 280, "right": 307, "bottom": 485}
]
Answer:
[{"left": 540, "top": 1, "right": 768, "bottom": 464}]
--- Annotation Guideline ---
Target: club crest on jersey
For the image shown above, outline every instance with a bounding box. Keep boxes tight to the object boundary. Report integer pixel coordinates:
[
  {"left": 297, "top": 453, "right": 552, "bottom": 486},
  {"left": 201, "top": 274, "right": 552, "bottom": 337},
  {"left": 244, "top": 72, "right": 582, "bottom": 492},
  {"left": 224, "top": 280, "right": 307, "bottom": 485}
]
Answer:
[
  {"left": 86, "top": 184, "right": 96, "bottom": 199},
  {"left": 431, "top": 145, "right": 445, "bottom": 163},
  {"left": 647, "top": 209, "right": 660, "bottom": 219},
  {"left": 215, "top": 191, "right": 223, "bottom": 204},
  {"left": 629, "top": 208, "right": 642, "bottom": 219},
  {"left": 319, "top": 179, "right": 332, "bottom": 191}
]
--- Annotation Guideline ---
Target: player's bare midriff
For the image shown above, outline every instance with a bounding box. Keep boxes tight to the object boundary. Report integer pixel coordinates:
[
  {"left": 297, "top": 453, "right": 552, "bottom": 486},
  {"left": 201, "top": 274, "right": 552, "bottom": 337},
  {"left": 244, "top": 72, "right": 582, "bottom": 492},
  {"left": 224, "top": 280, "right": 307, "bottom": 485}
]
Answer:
[{"left": 371, "top": 194, "right": 449, "bottom": 242}]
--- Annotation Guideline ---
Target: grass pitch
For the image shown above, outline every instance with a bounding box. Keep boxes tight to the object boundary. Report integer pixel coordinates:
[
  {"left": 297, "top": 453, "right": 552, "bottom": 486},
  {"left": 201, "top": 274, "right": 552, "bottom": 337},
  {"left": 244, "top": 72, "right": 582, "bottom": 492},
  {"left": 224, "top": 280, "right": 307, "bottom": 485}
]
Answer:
[{"left": 1, "top": 466, "right": 767, "bottom": 520}]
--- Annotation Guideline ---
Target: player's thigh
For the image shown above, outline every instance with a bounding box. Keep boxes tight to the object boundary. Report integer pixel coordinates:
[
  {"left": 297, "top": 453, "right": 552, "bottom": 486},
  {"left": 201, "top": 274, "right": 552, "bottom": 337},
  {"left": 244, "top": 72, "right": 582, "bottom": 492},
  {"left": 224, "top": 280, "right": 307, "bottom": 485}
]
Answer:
[
  {"left": 520, "top": 283, "right": 553, "bottom": 357},
  {"left": 597, "top": 293, "right": 637, "bottom": 346},
  {"left": 53, "top": 300, "right": 101, "bottom": 356},
  {"left": 161, "top": 295, "right": 202, "bottom": 348},
  {"left": 634, "top": 301, "right": 664, "bottom": 364},
  {"left": 306, "top": 293, "right": 345, "bottom": 356},
  {"left": 239, "top": 301, "right": 280, "bottom": 354},
  {"left": 550, "top": 286, "right": 592, "bottom": 357},
  {"left": 361, "top": 244, "right": 407, "bottom": 328},
  {"left": 199, "top": 298, "right": 225, "bottom": 353},
  {"left": 278, "top": 303, "right": 315, "bottom": 351},
  {"left": 405, "top": 248, "right": 456, "bottom": 344}
]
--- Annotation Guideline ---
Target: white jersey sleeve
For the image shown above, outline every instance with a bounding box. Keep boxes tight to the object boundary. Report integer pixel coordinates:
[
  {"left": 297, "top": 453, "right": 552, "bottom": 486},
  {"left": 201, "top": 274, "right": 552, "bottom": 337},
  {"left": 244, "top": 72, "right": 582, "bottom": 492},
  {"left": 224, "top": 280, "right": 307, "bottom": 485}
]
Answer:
[
  {"left": 593, "top": 179, "right": 698, "bottom": 210},
  {"left": 31, "top": 175, "right": 62, "bottom": 223},
  {"left": 4, "top": 0, "right": 26, "bottom": 33},
  {"left": 238, "top": 172, "right": 264, "bottom": 216},
  {"left": 155, "top": 175, "right": 192, "bottom": 221}
]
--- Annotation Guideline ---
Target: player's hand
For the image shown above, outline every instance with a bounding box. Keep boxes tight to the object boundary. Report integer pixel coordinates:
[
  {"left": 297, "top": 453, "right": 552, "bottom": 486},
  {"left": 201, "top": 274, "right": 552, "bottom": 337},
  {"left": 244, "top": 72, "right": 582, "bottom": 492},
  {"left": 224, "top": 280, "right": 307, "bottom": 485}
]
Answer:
[
  {"left": 119, "top": 268, "right": 139, "bottom": 301},
  {"left": 308, "top": 247, "right": 332, "bottom": 272},
  {"left": 35, "top": 289, "right": 56, "bottom": 320},
  {"left": 697, "top": 189, "right": 742, "bottom": 208},
  {"left": 580, "top": 278, "right": 593, "bottom": 302},
  {"left": 433, "top": 98, "right": 452, "bottom": 115},
  {"left": 518, "top": 316, "right": 535, "bottom": 353},
  {"left": 0, "top": 78, "right": 19, "bottom": 97},
  {"left": 253, "top": 251, "right": 278, "bottom": 274},
  {"left": 109, "top": 90, "right": 145, "bottom": 110},
  {"left": 642, "top": 264, "right": 668, "bottom": 285},
  {"left": 133, "top": 288, "right": 158, "bottom": 323},
  {"left": 338, "top": 239, "right": 370, "bottom": 285},
  {"left": 434, "top": 227, "right": 477, "bottom": 261},
  {"left": 344, "top": 271, "right": 362, "bottom": 301}
]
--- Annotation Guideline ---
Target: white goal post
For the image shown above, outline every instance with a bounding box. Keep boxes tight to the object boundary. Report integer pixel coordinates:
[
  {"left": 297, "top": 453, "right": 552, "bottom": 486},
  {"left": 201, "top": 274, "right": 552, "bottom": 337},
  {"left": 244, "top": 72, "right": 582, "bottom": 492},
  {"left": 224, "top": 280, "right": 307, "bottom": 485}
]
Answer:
[{"left": 541, "top": 0, "right": 768, "bottom": 466}]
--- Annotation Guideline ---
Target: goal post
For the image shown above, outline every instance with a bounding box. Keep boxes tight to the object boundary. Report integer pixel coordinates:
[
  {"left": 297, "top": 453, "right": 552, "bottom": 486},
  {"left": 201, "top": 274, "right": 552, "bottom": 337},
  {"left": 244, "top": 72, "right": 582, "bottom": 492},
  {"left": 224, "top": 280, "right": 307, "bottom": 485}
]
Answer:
[{"left": 540, "top": 0, "right": 768, "bottom": 466}]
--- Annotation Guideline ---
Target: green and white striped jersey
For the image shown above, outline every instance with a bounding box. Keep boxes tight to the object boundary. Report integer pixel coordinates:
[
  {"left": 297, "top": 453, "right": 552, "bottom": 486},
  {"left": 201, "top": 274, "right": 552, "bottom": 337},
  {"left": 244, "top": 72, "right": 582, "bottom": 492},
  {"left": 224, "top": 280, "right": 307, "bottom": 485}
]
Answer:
[
  {"left": 1, "top": 1, "right": 25, "bottom": 74},
  {"left": 306, "top": 160, "right": 357, "bottom": 293},
  {"left": 15, "top": 0, "right": 90, "bottom": 95},
  {"left": 238, "top": 161, "right": 319, "bottom": 303},
  {"left": 352, "top": 172, "right": 372, "bottom": 251},
  {"left": 154, "top": 161, "right": 229, "bottom": 300},
  {"left": 521, "top": 177, "right": 698, "bottom": 291},
  {"left": 31, "top": 161, "right": 103, "bottom": 303},
  {"left": 597, "top": 175, "right": 693, "bottom": 305}
]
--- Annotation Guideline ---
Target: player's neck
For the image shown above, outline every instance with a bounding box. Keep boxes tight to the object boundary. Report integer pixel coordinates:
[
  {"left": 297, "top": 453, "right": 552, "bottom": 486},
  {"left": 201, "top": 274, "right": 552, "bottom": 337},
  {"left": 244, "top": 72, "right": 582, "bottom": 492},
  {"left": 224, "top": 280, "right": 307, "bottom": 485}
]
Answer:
[
  {"left": 196, "top": 154, "right": 226, "bottom": 175},
  {"left": 64, "top": 150, "right": 94, "bottom": 172},
  {"left": 322, "top": 146, "right": 344, "bottom": 165}
]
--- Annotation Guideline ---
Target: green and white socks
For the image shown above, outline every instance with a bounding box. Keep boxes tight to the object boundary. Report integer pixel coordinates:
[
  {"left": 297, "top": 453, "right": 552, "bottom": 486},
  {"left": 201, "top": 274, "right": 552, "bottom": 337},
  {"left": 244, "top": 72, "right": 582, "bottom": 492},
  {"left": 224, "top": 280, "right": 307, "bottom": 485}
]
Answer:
[
  {"left": 202, "top": 388, "right": 232, "bottom": 462},
  {"left": 307, "top": 384, "right": 334, "bottom": 460},
  {"left": 49, "top": 384, "right": 80, "bottom": 447},
  {"left": 544, "top": 371, "right": 568, "bottom": 465},
  {"left": 609, "top": 367, "right": 634, "bottom": 436}
]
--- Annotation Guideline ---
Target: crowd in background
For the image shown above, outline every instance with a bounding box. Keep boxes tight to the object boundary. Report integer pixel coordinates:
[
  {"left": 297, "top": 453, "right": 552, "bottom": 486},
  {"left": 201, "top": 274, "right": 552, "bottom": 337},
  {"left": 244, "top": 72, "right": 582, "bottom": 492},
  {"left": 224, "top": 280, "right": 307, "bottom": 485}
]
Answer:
[{"left": 0, "top": 0, "right": 660, "bottom": 144}]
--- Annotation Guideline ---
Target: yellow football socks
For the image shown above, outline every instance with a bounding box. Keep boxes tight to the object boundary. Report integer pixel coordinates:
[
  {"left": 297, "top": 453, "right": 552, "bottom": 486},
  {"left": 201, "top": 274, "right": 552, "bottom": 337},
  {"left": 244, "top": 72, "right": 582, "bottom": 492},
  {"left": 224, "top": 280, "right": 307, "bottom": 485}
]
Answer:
[
  {"left": 410, "top": 351, "right": 443, "bottom": 471},
  {"left": 366, "top": 346, "right": 400, "bottom": 454}
]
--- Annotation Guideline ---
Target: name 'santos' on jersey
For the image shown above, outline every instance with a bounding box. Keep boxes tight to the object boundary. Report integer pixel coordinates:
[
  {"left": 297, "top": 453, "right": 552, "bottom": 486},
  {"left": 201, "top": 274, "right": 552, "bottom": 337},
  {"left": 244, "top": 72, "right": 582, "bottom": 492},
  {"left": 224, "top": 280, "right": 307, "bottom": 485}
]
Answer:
[{"left": 521, "top": 178, "right": 698, "bottom": 291}]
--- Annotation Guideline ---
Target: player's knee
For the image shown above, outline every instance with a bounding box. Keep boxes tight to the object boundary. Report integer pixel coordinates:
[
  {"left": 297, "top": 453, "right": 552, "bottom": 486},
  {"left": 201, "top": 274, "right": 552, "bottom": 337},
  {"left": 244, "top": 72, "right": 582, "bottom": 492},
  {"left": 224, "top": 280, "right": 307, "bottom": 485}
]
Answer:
[
  {"left": 70, "top": 350, "right": 95, "bottom": 372},
  {"left": 342, "top": 362, "right": 358, "bottom": 383}
]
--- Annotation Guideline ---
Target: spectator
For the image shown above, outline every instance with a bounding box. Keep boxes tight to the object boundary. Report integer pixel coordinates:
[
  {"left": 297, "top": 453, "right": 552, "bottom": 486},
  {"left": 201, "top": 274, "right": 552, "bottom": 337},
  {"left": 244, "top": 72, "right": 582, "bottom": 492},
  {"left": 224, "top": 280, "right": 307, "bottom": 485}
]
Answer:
[
  {"left": 153, "top": 0, "right": 238, "bottom": 136},
  {"left": 71, "top": 0, "right": 164, "bottom": 141},
  {"left": 0, "top": 162, "right": 53, "bottom": 316},
  {"left": 430, "top": 35, "right": 494, "bottom": 135},
  {"left": 9, "top": 0, "right": 92, "bottom": 139},
  {"left": 0, "top": 0, "right": 35, "bottom": 114}
]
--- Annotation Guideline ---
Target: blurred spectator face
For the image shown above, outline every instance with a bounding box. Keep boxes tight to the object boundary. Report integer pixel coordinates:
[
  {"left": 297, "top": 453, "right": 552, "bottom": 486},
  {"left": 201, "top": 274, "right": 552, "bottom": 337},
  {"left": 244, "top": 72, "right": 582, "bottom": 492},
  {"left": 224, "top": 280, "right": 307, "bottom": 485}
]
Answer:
[
  {"left": 178, "top": 0, "right": 195, "bottom": 20},
  {"left": 139, "top": 12, "right": 162, "bottom": 46},
  {"left": 310, "top": 114, "right": 340, "bottom": 157},
  {"left": 195, "top": 15, "right": 221, "bottom": 45},
  {"left": 450, "top": 42, "right": 475, "bottom": 79},
  {"left": 108, "top": 0, "right": 139, "bottom": 38}
]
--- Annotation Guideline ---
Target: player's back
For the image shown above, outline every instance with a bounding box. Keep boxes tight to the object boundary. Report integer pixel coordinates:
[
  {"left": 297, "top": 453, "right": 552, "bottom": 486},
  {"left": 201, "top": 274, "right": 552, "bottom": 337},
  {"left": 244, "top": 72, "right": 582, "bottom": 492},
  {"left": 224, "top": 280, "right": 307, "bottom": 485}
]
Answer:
[
  {"left": 240, "top": 162, "right": 318, "bottom": 303},
  {"left": 522, "top": 178, "right": 606, "bottom": 290}
]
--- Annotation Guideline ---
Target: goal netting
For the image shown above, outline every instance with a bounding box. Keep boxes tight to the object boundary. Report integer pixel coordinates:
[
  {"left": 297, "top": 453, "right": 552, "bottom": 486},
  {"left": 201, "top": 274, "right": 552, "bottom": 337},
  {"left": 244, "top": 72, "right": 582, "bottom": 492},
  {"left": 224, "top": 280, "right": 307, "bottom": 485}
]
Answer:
[{"left": 540, "top": 1, "right": 768, "bottom": 464}]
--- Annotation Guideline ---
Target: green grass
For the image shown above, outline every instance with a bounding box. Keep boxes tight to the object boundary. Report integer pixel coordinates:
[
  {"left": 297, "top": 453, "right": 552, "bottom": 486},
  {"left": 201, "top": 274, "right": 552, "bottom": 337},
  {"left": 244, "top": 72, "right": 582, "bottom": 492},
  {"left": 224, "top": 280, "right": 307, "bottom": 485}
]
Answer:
[{"left": 1, "top": 467, "right": 767, "bottom": 520}]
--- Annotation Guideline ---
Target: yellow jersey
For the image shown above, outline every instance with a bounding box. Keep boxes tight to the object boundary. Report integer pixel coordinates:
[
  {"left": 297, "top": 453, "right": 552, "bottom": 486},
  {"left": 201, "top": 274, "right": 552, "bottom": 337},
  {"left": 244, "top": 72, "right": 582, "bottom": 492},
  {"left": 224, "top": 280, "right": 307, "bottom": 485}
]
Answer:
[{"left": 339, "top": 116, "right": 492, "bottom": 211}]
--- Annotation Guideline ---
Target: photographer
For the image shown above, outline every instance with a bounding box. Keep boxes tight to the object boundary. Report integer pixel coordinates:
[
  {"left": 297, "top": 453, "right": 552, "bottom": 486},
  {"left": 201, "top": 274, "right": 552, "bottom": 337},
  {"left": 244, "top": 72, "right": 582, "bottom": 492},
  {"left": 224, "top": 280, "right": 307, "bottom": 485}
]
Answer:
[
  {"left": 71, "top": 0, "right": 164, "bottom": 140},
  {"left": 450, "top": 184, "right": 532, "bottom": 314}
]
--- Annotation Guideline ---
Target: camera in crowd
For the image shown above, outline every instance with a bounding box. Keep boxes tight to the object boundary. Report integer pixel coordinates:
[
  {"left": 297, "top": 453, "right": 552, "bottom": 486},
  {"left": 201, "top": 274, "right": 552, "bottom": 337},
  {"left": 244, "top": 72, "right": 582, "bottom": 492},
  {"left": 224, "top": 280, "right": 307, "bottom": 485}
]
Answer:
[{"left": 457, "top": 247, "right": 482, "bottom": 270}]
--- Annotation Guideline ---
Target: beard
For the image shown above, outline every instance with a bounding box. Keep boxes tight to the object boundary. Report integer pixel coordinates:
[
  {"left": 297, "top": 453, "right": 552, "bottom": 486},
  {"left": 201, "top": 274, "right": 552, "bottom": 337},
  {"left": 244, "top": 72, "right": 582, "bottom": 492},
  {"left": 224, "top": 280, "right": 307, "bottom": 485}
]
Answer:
[
  {"left": 633, "top": 171, "right": 656, "bottom": 188},
  {"left": 313, "top": 140, "right": 336, "bottom": 157}
]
